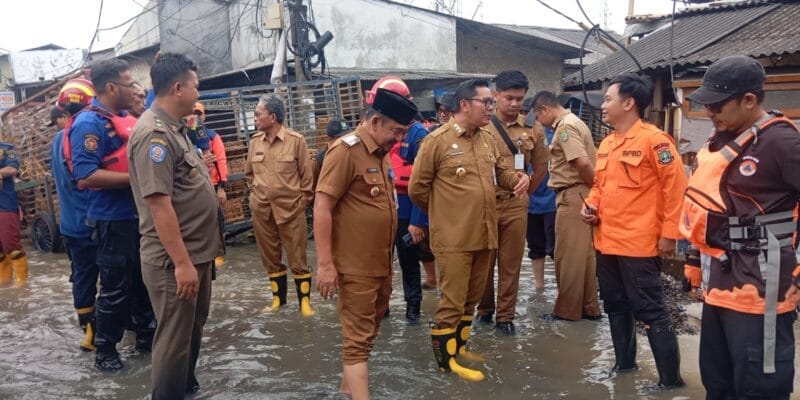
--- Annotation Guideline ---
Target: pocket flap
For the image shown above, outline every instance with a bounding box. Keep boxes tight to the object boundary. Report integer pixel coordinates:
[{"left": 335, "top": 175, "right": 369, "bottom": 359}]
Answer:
[{"left": 620, "top": 156, "right": 643, "bottom": 167}]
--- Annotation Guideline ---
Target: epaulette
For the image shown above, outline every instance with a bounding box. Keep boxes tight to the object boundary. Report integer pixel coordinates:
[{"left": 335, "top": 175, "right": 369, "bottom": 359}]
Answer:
[
  {"left": 285, "top": 129, "right": 303, "bottom": 139},
  {"left": 342, "top": 133, "right": 361, "bottom": 148},
  {"left": 153, "top": 118, "right": 167, "bottom": 133}
]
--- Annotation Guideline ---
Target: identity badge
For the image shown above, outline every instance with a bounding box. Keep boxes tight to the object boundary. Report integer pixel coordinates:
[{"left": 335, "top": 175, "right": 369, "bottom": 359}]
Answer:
[{"left": 514, "top": 153, "right": 525, "bottom": 170}]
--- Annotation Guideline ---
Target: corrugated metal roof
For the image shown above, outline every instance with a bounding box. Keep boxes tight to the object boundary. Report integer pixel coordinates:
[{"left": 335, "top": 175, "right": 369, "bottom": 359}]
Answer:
[
  {"left": 328, "top": 69, "right": 493, "bottom": 81},
  {"left": 564, "top": 2, "right": 782, "bottom": 86}
]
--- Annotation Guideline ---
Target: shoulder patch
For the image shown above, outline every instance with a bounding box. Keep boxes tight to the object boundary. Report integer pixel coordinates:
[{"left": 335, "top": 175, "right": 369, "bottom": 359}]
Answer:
[
  {"left": 149, "top": 143, "right": 167, "bottom": 163},
  {"left": 342, "top": 134, "right": 361, "bottom": 147},
  {"left": 653, "top": 143, "right": 673, "bottom": 165},
  {"left": 84, "top": 134, "right": 100, "bottom": 152},
  {"left": 6, "top": 149, "right": 16, "bottom": 160},
  {"left": 558, "top": 129, "right": 569, "bottom": 142}
]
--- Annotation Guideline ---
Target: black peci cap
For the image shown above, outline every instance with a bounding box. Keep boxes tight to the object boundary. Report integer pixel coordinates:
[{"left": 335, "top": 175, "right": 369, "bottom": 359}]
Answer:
[
  {"left": 48, "top": 107, "right": 68, "bottom": 127},
  {"left": 686, "top": 56, "right": 765, "bottom": 105},
  {"left": 326, "top": 118, "right": 350, "bottom": 138},
  {"left": 372, "top": 88, "right": 418, "bottom": 125}
]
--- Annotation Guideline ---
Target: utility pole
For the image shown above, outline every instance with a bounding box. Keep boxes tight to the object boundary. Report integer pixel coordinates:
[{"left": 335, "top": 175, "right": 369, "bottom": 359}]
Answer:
[
  {"left": 625, "top": 0, "right": 635, "bottom": 46},
  {"left": 288, "top": 0, "right": 308, "bottom": 82}
]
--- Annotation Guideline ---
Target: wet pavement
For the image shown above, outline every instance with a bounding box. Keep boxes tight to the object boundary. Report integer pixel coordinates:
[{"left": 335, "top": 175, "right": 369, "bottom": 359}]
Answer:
[{"left": 0, "top": 240, "right": 797, "bottom": 399}]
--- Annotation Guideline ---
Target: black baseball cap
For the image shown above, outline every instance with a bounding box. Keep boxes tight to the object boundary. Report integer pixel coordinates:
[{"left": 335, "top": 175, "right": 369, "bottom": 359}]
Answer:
[
  {"left": 686, "top": 56, "right": 765, "bottom": 105},
  {"left": 326, "top": 118, "right": 350, "bottom": 138},
  {"left": 372, "top": 88, "right": 418, "bottom": 125},
  {"left": 48, "top": 107, "right": 68, "bottom": 127}
]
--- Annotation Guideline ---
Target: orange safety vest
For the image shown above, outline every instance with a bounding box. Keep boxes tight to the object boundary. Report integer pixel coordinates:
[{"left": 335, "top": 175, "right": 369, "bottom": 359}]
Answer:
[
  {"left": 63, "top": 106, "right": 137, "bottom": 188},
  {"left": 680, "top": 113, "right": 798, "bottom": 258},
  {"left": 389, "top": 142, "right": 413, "bottom": 194},
  {"left": 680, "top": 112, "right": 799, "bottom": 374}
]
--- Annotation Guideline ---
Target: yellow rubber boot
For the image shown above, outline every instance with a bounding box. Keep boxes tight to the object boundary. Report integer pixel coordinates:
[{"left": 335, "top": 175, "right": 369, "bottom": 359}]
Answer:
[
  {"left": 77, "top": 307, "right": 96, "bottom": 352},
  {"left": 456, "top": 316, "right": 486, "bottom": 363},
  {"left": 263, "top": 271, "right": 288, "bottom": 312},
  {"left": 10, "top": 251, "right": 28, "bottom": 288},
  {"left": 294, "top": 273, "right": 316, "bottom": 317},
  {"left": 214, "top": 256, "right": 225, "bottom": 268},
  {"left": 0, "top": 254, "right": 12, "bottom": 286},
  {"left": 431, "top": 326, "right": 485, "bottom": 382}
]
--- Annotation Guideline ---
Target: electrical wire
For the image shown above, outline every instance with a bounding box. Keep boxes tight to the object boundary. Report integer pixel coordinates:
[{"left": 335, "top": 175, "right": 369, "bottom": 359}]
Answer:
[
  {"left": 668, "top": 0, "right": 681, "bottom": 107},
  {"left": 98, "top": 0, "right": 160, "bottom": 32},
  {"left": 84, "top": 0, "right": 105, "bottom": 63}
]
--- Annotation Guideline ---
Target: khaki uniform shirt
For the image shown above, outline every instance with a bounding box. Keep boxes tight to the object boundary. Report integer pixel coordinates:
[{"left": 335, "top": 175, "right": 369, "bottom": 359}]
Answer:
[
  {"left": 128, "top": 104, "right": 223, "bottom": 266},
  {"left": 548, "top": 109, "right": 597, "bottom": 190},
  {"left": 315, "top": 126, "right": 397, "bottom": 277},
  {"left": 409, "top": 120, "right": 522, "bottom": 252},
  {"left": 485, "top": 114, "right": 549, "bottom": 197},
  {"left": 245, "top": 126, "right": 313, "bottom": 224}
]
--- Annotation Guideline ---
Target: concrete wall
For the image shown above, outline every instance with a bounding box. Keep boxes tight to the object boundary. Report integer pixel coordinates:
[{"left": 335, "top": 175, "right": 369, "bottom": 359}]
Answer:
[
  {"left": 117, "top": 0, "right": 160, "bottom": 56},
  {"left": 158, "top": 0, "right": 233, "bottom": 77},
  {"left": 229, "top": 0, "right": 280, "bottom": 72},
  {"left": 312, "top": 0, "right": 457, "bottom": 71},
  {"left": 456, "top": 27, "right": 563, "bottom": 93}
]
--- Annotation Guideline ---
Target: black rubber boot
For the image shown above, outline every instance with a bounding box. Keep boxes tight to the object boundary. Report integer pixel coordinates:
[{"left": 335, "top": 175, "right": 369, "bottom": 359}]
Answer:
[
  {"left": 608, "top": 312, "right": 638, "bottom": 373},
  {"left": 294, "top": 273, "right": 315, "bottom": 317},
  {"left": 431, "top": 325, "right": 484, "bottom": 382},
  {"left": 646, "top": 319, "right": 685, "bottom": 389},
  {"left": 267, "top": 271, "right": 288, "bottom": 311},
  {"left": 405, "top": 300, "right": 421, "bottom": 324}
]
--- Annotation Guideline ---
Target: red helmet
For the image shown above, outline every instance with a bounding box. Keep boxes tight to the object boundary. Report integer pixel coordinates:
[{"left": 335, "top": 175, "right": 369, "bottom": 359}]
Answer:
[
  {"left": 58, "top": 78, "right": 96, "bottom": 109},
  {"left": 365, "top": 76, "right": 411, "bottom": 105}
]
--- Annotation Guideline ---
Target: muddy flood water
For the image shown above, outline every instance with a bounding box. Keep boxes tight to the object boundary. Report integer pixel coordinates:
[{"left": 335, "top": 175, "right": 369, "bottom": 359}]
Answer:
[{"left": 1, "top": 239, "right": 798, "bottom": 399}]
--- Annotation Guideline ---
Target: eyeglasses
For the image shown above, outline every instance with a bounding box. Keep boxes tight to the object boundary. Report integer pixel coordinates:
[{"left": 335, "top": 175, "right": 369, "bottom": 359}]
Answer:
[{"left": 466, "top": 98, "right": 495, "bottom": 108}]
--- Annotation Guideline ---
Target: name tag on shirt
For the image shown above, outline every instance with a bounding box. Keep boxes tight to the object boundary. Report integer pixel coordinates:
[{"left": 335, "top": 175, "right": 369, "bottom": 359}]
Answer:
[{"left": 514, "top": 153, "right": 525, "bottom": 170}]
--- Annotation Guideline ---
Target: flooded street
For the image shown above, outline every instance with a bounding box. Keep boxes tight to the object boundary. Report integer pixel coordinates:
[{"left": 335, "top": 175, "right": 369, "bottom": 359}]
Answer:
[{"left": 0, "top": 240, "right": 796, "bottom": 399}]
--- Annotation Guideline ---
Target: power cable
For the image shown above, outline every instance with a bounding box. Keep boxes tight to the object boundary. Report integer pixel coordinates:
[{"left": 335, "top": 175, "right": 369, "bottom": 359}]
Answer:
[
  {"left": 84, "top": 0, "right": 105, "bottom": 64},
  {"left": 98, "top": 0, "right": 160, "bottom": 32}
]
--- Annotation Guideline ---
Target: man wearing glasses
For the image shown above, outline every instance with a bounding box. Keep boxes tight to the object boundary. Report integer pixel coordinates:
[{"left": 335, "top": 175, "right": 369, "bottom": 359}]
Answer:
[
  {"left": 410, "top": 79, "right": 530, "bottom": 382},
  {"left": 66, "top": 58, "right": 156, "bottom": 371}
]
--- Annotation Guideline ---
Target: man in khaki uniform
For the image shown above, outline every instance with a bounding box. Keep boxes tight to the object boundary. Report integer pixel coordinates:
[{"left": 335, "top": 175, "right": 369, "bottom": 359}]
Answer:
[
  {"left": 314, "top": 88, "right": 417, "bottom": 400},
  {"left": 533, "top": 91, "right": 601, "bottom": 321},
  {"left": 246, "top": 95, "right": 315, "bottom": 316},
  {"left": 410, "top": 79, "right": 530, "bottom": 382},
  {"left": 477, "top": 70, "right": 549, "bottom": 335},
  {"left": 128, "top": 53, "right": 223, "bottom": 399}
]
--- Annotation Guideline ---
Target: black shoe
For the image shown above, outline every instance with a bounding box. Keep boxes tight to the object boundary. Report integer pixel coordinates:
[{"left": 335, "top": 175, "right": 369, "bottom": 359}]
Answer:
[
  {"left": 384, "top": 308, "right": 390, "bottom": 319},
  {"left": 95, "top": 349, "right": 124, "bottom": 372},
  {"left": 134, "top": 333, "right": 153, "bottom": 354},
  {"left": 540, "top": 313, "right": 566, "bottom": 322},
  {"left": 495, "top": 321, "right": 516, "bottom": 336},
  {"left": 405, "top": 301, "right": 421, "bottom": 325},
  {"left": 475, "top": 313, "right": 493, "bottom": 325},
  {"left": 582, "top": 313, "right": 603, "bottom": 321},
  {"left": 186, "top": 383, "right": 200, "bottom": 395}
]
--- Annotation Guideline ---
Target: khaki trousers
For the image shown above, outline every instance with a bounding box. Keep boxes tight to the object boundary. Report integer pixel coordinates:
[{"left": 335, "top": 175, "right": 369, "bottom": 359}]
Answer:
[
  {"left": 434, "top": 249, "right": 494, "bottom": 329},
  {"left": 553, "top": 184, "right": 600, "bottom": 320},
  {"left": 478, "top": 196, "right": 528, "bottom": 322},
  {"left": 338, "top": 273, "right": 392, "bottom": 365},
  {"left": 143, "top": 261, "right": 212, "bottom": 400},
  {"left": 251, "top": 203, "right": 309, "bottom": 275}
]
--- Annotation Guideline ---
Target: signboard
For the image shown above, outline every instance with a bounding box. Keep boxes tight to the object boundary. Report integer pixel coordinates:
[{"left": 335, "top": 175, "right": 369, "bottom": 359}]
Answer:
[
  {"left": 0, "top": 91, "right": 15, "bottom": 112},
  {"left": 9, "top": 49, "right": 84, "bottom": 85}
]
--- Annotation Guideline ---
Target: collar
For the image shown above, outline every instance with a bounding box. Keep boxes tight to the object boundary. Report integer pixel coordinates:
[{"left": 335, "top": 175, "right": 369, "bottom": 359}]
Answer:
[
  {"left": 552, "top": 109, "right": 571, "bottom": 129},
  {"left": 623, "top": 119, "right": 645, "bottom": 139},
  {"left": 150, "top": 103, "right": 184, "bottom": 133},
  {"left": 262, "top": 126, "right": 286, "bottom": 142},
  {"left": 355, "top": 125, "right": 381, "bottom": 155},
  {"left": 493, "top": 112, "right": 524, "bottom": 128}
]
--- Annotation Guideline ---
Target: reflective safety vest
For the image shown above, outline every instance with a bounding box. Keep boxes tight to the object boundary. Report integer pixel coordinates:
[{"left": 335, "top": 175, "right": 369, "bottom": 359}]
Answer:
[
  {"left": 63, "top": 106, "right": 137, "bottom": 188},
  {"left": 679, "top": 111, "right": 799, "bottom": 374},
  {"left": 389, "top": 142, "right": 413, "bottom": 194}
]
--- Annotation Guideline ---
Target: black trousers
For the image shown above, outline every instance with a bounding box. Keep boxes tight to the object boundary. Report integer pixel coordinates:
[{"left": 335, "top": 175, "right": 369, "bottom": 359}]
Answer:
[
  {"left": 93, "top": 219, "right": 156, "bottom": 350},
  {"left": 596, "top": 252, "right": 669, "bottom": 324},
  {"left": 700, "top": 303, "right": 796, "bottom": 400},
  {"left": 394, "top": 219, "right": 434, "bottom": 303}
]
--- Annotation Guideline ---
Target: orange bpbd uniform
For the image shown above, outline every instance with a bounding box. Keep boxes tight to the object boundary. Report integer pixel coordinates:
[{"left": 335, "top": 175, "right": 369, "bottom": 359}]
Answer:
[
  {"left": 586, "top": 119, "right": 687, "bottom": 256},
  {"left": 680, "top": 113, "right": 800, "bottom": 315}
]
